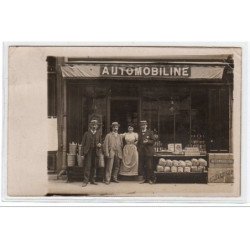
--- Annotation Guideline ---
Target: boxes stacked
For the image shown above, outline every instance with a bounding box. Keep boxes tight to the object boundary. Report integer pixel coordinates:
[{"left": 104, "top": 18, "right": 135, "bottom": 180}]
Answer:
[{"left": 208, "top": 154, "right": 234, "bottom": 183}]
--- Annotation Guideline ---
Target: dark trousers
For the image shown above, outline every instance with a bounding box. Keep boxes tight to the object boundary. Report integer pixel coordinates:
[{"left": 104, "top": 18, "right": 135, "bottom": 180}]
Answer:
[
  {"left": 139, "top": 154, "right": 154, "bottom": 181},
  {"left": 83, "top": 148, "right": 97, "bottom": 183}
]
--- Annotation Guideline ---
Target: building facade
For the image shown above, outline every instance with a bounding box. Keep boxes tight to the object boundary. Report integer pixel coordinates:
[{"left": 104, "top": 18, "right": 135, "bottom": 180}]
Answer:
[{"left": 47, "top": 55, "right": 234, "bottom": 183}]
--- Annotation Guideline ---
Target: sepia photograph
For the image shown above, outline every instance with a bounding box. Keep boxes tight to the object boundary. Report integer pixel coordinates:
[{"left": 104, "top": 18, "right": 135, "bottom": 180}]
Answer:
[{"left": 5, "top": 45, "right": 242, "bottom": 199}]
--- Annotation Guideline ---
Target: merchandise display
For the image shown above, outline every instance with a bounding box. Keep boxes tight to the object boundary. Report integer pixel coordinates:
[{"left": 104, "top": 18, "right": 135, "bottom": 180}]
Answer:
[
  {"left": 156, "top": 157, "right": 208, "bottom": 173},
  {"left": 157, "top": 165, "right": 164, "bottom": 172},
  {"left": 177, "top": 166, "right": 184, "bottom": 172},
  {"left": 158, "top": 158, "right": 166, "bottom": 167},
  {"left": 171, "top": 166, "right": 178, "bottom": 172},
  {"left": 164, "top": 166, "right": 171, "bottom": 172},
  {"left": 184, "top": 166, "right": 191, "bottom": 172}
]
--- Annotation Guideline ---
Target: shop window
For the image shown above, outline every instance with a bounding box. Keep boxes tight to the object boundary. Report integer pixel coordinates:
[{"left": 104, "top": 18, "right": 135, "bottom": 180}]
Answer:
[
  {"left": 209, "top": 87, "right": 229, "bottom": 152},
  {"left": 67, "top": 85, "right": 107, "bottom": 147},
  {"left": 110, "top": 82, "right": 138, "bottom": 97},
  {"left": 47, "top": 57, "right": 57, "bottom": 118},
  {"left": 142, "top": 86, "right": 209, "bottom": 152}
]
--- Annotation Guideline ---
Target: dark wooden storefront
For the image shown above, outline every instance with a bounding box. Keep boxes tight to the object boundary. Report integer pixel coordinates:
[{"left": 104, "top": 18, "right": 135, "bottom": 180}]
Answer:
[{"left": 49, "top": 58, "right": 233, "bottom": 173}]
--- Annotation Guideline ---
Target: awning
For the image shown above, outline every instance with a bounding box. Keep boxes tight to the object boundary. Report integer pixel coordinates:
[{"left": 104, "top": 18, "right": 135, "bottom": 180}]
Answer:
[{"left": 61, "top": 63, "right": 226, "bottom": 80}]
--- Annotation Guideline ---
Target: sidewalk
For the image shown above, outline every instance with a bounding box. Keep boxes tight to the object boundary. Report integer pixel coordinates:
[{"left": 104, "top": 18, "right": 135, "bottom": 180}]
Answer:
[{"left": 48, "top": 177, "right": 234, "bottom": 197}]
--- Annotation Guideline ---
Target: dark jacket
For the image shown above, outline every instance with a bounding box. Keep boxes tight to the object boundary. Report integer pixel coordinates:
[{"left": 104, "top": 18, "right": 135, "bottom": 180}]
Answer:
[
  {"left": 81, "top": 130, "right": 102, "bottom": 155},
  {"left": 138, "top": 129, "right": 155, "bottom": 157}
]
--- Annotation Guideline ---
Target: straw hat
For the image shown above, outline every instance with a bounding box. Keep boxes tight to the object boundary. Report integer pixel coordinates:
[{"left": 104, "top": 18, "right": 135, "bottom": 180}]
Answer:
[
  {"left": 140, "top": 120, "right": 148, "bottom": 125},
  {"left": 89, "top": 119, "right": 98, "bottom": 125},
  {"left": 111, "top": 121, "right": 120, "bottom": 128}
]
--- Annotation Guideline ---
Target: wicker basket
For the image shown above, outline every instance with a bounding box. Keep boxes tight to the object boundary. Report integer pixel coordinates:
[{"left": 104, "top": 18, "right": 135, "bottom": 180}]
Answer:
[
  {"left": 77, "top": 153, "right": 84, "bottom": 167},
  {"left": 69, "top": 143, "right": 78, "bottom": 155},
  {"left": 67, "top": 153, "right": 76, "bottom": 167}
]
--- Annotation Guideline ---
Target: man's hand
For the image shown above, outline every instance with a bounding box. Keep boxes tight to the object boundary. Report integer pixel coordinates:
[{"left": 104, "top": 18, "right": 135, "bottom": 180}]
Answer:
[
  {"left": 143, "top": 139, "right": 148, "bottom": 143},
  {"left": 97, "top": 143, "right": 101, "bottom": 148}
]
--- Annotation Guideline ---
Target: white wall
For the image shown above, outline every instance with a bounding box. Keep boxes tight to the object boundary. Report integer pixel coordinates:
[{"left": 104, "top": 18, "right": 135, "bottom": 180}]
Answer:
[{"left": 48, "top": 118, "right": 58, "bottom": 151}]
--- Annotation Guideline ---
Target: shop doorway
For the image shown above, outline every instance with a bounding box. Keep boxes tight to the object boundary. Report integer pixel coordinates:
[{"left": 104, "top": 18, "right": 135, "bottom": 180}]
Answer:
[{"left": 110, "top": 99, "right": 139, "bottom": 133}]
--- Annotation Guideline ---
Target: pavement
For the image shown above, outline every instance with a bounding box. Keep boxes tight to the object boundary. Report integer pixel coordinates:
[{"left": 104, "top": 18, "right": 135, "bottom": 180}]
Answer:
[{"left": 48, "top": 175, "right": 236, "bottom": 197}]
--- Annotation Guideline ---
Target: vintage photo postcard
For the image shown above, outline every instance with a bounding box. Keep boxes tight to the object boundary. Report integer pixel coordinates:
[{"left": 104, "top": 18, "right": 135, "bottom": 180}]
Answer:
[{"left": 3, "top": 45, "right": 243, "bottom": 202}]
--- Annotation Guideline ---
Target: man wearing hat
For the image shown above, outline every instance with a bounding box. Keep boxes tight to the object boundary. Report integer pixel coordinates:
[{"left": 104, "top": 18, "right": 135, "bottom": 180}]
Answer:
[
  {"left": 82, "top": 119, "right": 102, "bottom": 187},
  {"left": 138, "top": 120, "right": 155, "bottom": 184},
  {"left": 103, "top": 122, "right": 123, "bottom": 184}
]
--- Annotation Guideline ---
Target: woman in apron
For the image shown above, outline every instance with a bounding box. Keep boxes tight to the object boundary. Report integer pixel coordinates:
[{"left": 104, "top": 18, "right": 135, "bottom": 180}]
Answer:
[{"left": 120, "top": 124, "right": 139, "bottom": 176}]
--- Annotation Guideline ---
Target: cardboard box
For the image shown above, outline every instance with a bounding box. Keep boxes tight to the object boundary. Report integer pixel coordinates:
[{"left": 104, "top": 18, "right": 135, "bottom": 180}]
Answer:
[{"left": 208, "top": 167, "right": 234, "bottom": 183}]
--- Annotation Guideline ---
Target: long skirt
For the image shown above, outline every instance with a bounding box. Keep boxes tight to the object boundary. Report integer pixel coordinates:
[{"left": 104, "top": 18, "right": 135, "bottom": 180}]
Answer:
[{"left": 119, "top": 144, "right": 138, "bottom": 176}]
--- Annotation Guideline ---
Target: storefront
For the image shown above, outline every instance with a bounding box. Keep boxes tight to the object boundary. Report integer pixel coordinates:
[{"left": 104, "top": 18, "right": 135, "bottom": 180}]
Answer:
[{"left": 48, "top": 56, "right": 234, "bottom": 183}]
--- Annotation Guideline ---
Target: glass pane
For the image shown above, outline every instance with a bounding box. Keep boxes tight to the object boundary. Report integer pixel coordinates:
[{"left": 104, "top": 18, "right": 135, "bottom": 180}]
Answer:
[
  {"left": 191, "top": 88, "right": 208, "bottom": 153},
  {"left": 111, "top": 82, "right": 138, "bottom": 97},
  {"left": 219, "top": 88, "right": 229, "bottom": 150},
  {"left": 175, "top": 110, "right": 190, "bottom": 148},
  {"left": 141, "top": 98, "right": 158, "bottom": 131}
]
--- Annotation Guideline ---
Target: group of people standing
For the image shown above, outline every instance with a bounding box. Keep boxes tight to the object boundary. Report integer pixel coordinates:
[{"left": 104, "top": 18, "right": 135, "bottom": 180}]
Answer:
[{"left": 81, "top": 120, "right": 155, "bottom": 187}]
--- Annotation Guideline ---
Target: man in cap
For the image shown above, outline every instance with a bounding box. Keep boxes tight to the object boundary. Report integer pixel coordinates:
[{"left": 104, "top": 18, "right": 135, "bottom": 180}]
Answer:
[
  {"left": 103, "top": 122, "right": 123, "bottom": 184},
  {"left": 82, "top": 119, "right": 102, "bottom": 187},
  {"left": 138, "top": 120, "right": 155, "bottom": 184}
]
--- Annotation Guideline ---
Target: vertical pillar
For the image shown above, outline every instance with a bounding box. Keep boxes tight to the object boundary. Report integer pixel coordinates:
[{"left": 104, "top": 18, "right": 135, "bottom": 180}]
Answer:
[
  {"left": 62, "top": 77, "right": 67, "bottom": 170},
  {"left": 56, "top": 57, "right": 66, "bottom": 174}
]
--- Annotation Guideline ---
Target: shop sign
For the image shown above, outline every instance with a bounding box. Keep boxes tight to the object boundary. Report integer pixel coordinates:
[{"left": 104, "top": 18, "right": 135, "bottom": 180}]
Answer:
[
  {"left": 100, "top": 65, "right": 191, "bottom": 78},
  {"left": 61, "top": 63, "right": 225, "bottom": 79}
]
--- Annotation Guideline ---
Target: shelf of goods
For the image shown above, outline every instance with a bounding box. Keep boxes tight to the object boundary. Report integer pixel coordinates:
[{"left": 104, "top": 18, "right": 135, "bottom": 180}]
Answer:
[{"left": 153, "top": 153, "right": 208, "bottom": 184}]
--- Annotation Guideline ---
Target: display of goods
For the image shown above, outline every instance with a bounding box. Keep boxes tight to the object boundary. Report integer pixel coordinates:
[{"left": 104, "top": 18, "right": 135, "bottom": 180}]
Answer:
[
  {"left": 198, "top": 158, "right": 208, "bottom": 167},
  {"left": 156, "top": 165, "right": 164, "bottom": 172},
  {"left": 165, "top": 159, "right": 173, "bottom": 167},
  {"left": 197, "top": 166, "right": 205, "bottom": 172},
  {"left": 67, "top": 153, "right": 76, "bottom": 167},
  {"left": 191, "top": 166, "right": 198, "bottom": 172},
  {"left": 78, "top": 144, "right": 83, "bottom": 155},
  {"left": 69, "top": 142, "right": 78, "bottom": 155},
  {"left": 77, "top": 154, "right": 84, "bottom": 167},
  {"left": 184, "top": 166, "right": 191, "bottom": 172},
  {"left": 177, "top": 166, "right": 184, "bottom": 172},
  {"left": 185, "top": 160, "right": 192, "bottom": 167},
  {"left": 164, "top": 166, "right": 171, "bottom": 172},
  {"left": 179, "top": 160, "right": 186, "bottom": 167},
  {"left": 158, "top": 158, "right": 166, "bottom": 167},
  {"left": 184, "top": 147, "right": 200, "bottom": 156},
  {"left": 171, "top": 166, "right": 178, "bottom": 172},
  {"left": 191, "top": 158, "right": 199, "bottom": 166},
  {"left": 172, "top": 160, "right": 179, "bottom": 167}
]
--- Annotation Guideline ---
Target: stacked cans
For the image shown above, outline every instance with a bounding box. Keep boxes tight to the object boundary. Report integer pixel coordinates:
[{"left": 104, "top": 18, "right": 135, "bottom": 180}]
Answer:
[{"left": 67, "top": 142, "right": 84, "bottom": 167}]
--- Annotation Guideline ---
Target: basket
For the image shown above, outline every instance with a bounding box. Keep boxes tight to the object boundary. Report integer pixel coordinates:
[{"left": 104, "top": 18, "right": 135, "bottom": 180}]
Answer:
[
  {"left": 67, "top": 153, "right": 76, "bottom": 167},
  {"left": 77, "top": 153, "right": 84, "bottom": 167},
  {"left": 69, "top": 142, "right": 78, "bottom": 155}
]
